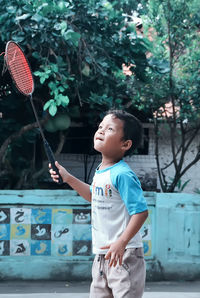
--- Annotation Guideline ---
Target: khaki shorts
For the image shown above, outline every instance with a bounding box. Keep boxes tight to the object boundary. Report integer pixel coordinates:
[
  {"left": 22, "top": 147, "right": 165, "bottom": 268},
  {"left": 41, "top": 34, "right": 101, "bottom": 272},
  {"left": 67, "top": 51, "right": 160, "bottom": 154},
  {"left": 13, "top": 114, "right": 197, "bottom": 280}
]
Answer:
[{"left": 90, "top": 247, "right": 146, "bottom": 298}]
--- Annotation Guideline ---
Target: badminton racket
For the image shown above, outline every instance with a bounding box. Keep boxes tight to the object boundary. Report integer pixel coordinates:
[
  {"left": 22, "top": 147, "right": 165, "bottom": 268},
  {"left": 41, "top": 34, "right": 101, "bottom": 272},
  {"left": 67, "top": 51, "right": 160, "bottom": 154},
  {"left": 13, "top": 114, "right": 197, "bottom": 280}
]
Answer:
[{"left": 4, "top": 40, "right": 63, "bottom": 184}]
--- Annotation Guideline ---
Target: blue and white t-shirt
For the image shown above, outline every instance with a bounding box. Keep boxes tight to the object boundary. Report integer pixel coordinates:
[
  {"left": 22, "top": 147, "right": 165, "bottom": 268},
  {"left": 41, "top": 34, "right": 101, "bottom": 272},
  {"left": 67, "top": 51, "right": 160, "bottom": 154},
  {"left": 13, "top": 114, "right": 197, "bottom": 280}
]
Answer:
[{"left": 90, "top": 159, "right": 148, "bottom": 254}]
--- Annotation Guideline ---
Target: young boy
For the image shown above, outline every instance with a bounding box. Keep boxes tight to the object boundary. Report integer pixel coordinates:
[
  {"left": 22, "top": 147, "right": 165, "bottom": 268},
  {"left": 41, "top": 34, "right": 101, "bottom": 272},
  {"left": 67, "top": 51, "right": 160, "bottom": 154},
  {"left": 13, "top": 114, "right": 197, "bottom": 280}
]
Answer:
[{"left": 50, "top": 109, "right": 148, "bottom": 298}]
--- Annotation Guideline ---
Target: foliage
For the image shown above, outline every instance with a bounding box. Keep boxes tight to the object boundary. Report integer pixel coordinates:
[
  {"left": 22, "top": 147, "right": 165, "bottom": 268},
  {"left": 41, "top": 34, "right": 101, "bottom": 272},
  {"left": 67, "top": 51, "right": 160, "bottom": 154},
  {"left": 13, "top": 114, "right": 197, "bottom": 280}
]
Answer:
[
  {"left": 1, "top": 0, "right": 149, "bottom": 115},
  {"left": 194, "top": 188, "right": 200, "bottom": 195},
  {"left": 0, "top": 0, "right": 150, "bottom": 188},
  {"left": 1, "top": 0, "right": 199, "bottom": 192},
  {"left": 133, "top": 0, "right": 200, "bottom": 192},
  {"left": 171, "top": 178, "right": 191, "bottom": 193}
]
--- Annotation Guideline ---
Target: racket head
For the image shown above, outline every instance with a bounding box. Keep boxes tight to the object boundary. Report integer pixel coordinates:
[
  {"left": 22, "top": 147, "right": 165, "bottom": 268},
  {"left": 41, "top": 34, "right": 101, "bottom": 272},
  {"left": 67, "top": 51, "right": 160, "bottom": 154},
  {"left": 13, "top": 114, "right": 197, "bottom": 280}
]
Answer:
[{"left": 5, "top": 41, "right": 34, "bottom": 96}]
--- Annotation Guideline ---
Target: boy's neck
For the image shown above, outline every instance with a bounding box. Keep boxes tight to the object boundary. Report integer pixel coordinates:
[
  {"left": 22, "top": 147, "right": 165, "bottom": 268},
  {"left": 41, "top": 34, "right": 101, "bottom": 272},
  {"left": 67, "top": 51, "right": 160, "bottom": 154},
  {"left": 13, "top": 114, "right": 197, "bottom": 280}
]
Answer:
[{"left": 99, "top": 156, "right": 122, "bottom": 170}]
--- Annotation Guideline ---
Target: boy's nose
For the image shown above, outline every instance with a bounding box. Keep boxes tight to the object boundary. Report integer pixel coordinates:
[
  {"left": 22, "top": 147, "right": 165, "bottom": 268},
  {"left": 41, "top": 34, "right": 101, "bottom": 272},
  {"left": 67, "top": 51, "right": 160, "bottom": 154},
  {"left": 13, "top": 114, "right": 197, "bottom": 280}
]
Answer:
[{"left": 99, "top": 129, "right": 105, "bottom": 134}]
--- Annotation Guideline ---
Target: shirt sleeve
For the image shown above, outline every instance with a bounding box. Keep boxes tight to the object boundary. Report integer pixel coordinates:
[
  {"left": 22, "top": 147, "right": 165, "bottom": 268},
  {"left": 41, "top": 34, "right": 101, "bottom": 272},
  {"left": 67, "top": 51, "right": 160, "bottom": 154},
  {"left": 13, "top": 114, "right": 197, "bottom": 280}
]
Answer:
[{"left": 112, "top": 169, "right": 148, "bottom": 215}]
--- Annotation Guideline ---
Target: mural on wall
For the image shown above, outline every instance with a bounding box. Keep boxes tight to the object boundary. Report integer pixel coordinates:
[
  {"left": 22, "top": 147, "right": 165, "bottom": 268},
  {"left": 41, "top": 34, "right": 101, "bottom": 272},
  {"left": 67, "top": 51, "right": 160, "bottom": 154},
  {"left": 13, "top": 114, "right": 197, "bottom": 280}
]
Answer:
[
  {"left": 0, "top": 207, "right": 91, "bottom": 257},
  {"left": 141, "top": 209, "right": 152, "bottom": 257},
  {"left": 0, "top": 206, "right": 151, "bottom": 257}
]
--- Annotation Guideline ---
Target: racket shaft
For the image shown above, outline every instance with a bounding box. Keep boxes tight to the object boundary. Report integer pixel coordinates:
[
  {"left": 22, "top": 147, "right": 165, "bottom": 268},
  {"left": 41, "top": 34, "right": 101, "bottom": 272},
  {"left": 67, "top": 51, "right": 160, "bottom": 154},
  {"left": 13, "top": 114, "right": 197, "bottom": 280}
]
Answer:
[{"left": 43, "top": 139, "right": 63, "bottom": 184}]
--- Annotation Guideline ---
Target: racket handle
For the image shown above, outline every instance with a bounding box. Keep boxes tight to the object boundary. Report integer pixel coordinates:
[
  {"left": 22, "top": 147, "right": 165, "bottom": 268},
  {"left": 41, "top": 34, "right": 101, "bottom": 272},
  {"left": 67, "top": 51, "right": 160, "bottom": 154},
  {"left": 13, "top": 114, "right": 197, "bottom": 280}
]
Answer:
[{"left": 43, "top": 139, "right": 63, "bottom": 184}]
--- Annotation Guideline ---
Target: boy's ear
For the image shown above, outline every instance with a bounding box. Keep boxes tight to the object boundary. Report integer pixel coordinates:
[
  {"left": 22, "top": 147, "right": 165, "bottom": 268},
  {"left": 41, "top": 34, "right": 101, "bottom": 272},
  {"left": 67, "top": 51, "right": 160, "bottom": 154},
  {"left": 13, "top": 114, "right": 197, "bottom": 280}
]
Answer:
[{"left": 122, "top": 139, "right": 132, "bottom": 152}]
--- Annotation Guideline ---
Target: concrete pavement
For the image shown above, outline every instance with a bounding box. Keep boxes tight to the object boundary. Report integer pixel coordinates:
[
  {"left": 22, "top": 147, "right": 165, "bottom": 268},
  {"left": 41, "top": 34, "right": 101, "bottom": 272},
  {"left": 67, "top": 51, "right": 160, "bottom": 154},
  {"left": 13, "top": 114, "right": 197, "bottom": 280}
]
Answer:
[
  {"left": 0, "top": 280, "right": 199, "bottom": 298},
  {"left": 0, "top": 294, "right": 199, "bottom": 298}
]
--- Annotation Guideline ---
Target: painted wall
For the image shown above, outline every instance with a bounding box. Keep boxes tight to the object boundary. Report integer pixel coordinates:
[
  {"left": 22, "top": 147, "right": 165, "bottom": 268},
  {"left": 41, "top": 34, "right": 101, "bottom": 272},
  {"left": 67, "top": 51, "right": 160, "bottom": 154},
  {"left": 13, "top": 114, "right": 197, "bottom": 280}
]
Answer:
[
  {"left": 0, "top": 190, "right": 199, "bottom": 281},
  {"left": 153, "top": 193, "right": 200, "bottom": 280},
  {"left": 0, "top": 190, "right": 92, "bottom": 280}
]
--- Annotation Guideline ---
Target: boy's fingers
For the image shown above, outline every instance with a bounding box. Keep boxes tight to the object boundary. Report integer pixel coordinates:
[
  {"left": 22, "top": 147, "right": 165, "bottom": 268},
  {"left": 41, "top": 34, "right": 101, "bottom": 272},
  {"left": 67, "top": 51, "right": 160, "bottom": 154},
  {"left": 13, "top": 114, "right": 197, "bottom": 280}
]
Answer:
[
  {"left": 119, "top": 255, "right": 123, "bottom": 266},
  {"left": 55, "top": 161, "right": 60, "bottom": 168},
  {"left": 100, "top": 245, "right": 110, "bottom": 250},
  {"left": 104, "top": 250, "right": 111, "bottom": 260},
  {"left": 105, "top": 254, "right": 110, "bottom": 260},
  {"left": 109, "top": 252, "right": 117, "bottom": 266},
  {"left": 49, "top": 161, "right": 61, "bottom": 184}
]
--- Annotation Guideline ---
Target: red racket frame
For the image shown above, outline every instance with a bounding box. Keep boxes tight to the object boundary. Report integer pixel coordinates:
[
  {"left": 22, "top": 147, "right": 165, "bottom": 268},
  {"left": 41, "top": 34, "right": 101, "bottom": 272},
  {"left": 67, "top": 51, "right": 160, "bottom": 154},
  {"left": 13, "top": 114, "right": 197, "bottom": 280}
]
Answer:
[{"left": 4, "top": 41, "right": 62, "bottom": 183}]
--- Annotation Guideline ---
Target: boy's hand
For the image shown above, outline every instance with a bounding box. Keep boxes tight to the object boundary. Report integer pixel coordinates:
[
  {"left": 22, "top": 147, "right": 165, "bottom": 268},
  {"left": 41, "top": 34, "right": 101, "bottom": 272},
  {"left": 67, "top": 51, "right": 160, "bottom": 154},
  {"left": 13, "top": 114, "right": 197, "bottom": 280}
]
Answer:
[
  {"left": 101, "top": 239, "right": 126, "bottom": 267},
  {"left": 49, "top": 161, "right": 69, "bottom": 183}
]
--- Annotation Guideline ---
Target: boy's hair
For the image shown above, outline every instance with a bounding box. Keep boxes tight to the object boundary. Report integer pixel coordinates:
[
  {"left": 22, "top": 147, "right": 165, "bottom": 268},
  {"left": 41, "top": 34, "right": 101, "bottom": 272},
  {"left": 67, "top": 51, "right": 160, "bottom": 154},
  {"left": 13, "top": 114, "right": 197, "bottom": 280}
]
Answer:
[{"left": 106, "top": 109, "right": 143, "bottom": 156}]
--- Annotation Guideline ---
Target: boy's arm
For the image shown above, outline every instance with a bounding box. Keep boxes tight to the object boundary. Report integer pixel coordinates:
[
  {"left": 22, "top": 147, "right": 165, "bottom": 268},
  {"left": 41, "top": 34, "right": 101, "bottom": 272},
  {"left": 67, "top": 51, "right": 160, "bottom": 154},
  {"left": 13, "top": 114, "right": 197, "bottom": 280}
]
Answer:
[
  {"left": 66, "top": 173, "right": 91, "bottom": 202},
  {"left": 101, "top": 210, "right": 148, "bottom": 267},
  {"left": 50, "top": 161, "right": 91, "bottom": 202}
]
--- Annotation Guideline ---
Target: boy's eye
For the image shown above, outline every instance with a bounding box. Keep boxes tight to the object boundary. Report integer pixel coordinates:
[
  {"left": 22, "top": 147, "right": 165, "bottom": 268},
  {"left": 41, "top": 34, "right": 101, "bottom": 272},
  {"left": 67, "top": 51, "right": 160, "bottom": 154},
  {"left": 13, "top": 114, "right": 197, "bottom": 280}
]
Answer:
[{"left": 108, "top": 127, "right": 113, "bottom": 131}]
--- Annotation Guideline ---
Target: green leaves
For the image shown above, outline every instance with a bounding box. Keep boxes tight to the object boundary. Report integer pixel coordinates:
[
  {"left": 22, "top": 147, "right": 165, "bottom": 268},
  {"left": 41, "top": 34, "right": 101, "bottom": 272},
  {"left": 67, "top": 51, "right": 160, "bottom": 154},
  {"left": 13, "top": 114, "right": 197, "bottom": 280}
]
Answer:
[
  {"left": 0, "top": 0, "right": 153, "bottom": 189},
  {"left": 43, "top": 95, "right": 70, "bottom": 116},
  {"left": 15, "top": 13, "right": 31, "bottom": 21},
  {"left": 63, "top": 30, "right": 81, "bottom": 46},
  {"left": 48, "top": 102, "right": 57, "bottom": 117},
  {"left": 34, "top": 67, "right": 51, "bottom": 84},
  {"left": 34, "top": 61, "right": 70, "bottom": 116},
  {"left": 43, "top": 100, "right": 56, "bottom": 116},
  {"left": 141, "top": 0, "right": 200, "bottom": 192},
  {"left": 148, "top": 58, "right": 170, "bottom": 74},
  {"left": 57, "top": 21, "right": 81, "bottom": 46}
]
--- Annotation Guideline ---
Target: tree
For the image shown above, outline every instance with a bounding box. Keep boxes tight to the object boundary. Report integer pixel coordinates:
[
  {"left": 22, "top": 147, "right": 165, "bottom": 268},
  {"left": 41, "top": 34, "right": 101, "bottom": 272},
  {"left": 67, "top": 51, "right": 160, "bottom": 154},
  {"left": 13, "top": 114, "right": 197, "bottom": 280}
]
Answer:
[
  {"left": 0, "top": 0, "right": 150, "bottom": 188},
  {"left": 132, "top": 0, "right": 200, "bottom": 192}
]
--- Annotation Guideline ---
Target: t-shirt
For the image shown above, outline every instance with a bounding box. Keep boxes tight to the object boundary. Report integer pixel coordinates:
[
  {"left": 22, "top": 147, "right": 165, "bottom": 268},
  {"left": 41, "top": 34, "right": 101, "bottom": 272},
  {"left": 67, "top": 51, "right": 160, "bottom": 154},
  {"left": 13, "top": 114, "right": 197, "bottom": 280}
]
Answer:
[{"left": 90, "top": 159, "right": 148, "bottom": 254}]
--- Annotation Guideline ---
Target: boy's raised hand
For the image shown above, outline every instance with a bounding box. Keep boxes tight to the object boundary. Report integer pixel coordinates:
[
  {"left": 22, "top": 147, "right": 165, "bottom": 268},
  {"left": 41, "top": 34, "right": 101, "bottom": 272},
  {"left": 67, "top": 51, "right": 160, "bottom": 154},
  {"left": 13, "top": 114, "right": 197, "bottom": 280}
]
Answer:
[{"left": 49, "top": 161, "right": 69, "bottom": 183}]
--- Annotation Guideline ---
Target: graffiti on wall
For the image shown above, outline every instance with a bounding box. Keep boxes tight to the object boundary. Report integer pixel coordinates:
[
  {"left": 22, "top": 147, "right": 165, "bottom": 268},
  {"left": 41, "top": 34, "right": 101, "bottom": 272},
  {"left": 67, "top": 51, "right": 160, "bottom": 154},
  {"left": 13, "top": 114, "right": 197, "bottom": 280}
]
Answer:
[
  {"left": 0, "top": 206, "right": 152, "bottom": 258},
  {"left": 141, "top": 209, "right": 152, "bottom": 257},
  {"left": 0, "top": 207, "right": 91, "bottom": 257}
]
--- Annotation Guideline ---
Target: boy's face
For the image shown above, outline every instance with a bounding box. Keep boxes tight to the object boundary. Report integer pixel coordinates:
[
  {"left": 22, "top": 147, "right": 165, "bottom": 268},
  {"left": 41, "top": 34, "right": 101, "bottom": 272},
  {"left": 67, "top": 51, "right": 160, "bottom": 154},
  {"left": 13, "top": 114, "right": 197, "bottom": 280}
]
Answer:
[{"left": 94, "top": 114, "right": 130, "bottom": 158}]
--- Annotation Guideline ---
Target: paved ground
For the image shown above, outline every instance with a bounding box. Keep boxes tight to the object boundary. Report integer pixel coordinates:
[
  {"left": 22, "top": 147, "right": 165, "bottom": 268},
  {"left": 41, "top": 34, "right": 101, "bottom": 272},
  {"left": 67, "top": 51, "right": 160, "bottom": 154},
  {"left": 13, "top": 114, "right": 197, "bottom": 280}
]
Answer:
[{"left": 0, "top": 280, "right": 199, "bottom": 298}]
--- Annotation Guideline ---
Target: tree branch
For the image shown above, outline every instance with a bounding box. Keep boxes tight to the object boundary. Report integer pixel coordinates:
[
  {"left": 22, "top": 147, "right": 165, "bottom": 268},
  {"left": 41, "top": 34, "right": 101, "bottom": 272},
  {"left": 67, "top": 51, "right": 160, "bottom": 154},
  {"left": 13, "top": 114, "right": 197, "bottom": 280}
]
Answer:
[{"left": 0, "top": 118, "right": 47, "bottom": 167}]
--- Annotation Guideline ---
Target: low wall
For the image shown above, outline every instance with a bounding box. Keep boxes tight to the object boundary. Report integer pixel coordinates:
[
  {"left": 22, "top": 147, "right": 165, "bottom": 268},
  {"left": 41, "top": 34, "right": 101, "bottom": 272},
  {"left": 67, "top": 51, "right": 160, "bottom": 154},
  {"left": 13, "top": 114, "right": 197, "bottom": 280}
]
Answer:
[
  {"left": 0, "top": 190, "right": 199, "bottom": 281},
  {"left": 151, "top": 193, "right": 200, "bottom": 280}
]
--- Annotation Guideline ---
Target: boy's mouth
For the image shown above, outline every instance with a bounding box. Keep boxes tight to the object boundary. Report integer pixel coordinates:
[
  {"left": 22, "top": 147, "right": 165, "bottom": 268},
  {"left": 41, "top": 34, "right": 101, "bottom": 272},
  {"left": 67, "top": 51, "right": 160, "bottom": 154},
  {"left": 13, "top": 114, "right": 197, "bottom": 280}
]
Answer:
[{"left": 95, "top": 136, "right": 103, "bottom": 141}]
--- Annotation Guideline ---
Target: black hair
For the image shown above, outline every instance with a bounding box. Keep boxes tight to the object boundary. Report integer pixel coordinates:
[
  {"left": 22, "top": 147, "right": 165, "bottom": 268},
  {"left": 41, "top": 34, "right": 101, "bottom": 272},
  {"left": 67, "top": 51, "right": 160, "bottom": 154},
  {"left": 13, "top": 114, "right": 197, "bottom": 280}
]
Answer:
[{"left": 105, "top": 109, "right": 143, "bottom": 156}]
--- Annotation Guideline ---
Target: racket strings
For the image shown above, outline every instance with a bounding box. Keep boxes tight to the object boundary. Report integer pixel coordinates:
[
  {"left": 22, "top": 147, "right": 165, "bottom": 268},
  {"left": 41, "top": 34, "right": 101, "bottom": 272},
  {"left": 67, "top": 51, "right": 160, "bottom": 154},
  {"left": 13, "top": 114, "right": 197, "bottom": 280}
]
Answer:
[{"left": 6, "top": 43, "right": 34, "bottom": 96}]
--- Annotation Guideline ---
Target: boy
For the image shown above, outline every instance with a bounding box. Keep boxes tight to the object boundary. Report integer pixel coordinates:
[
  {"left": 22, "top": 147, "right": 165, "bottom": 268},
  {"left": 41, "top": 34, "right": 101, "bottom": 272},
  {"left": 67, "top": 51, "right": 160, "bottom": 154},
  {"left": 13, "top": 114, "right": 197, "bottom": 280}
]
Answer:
[{"left": 50, "top": 109, "right": 148, "bottom": 298}]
